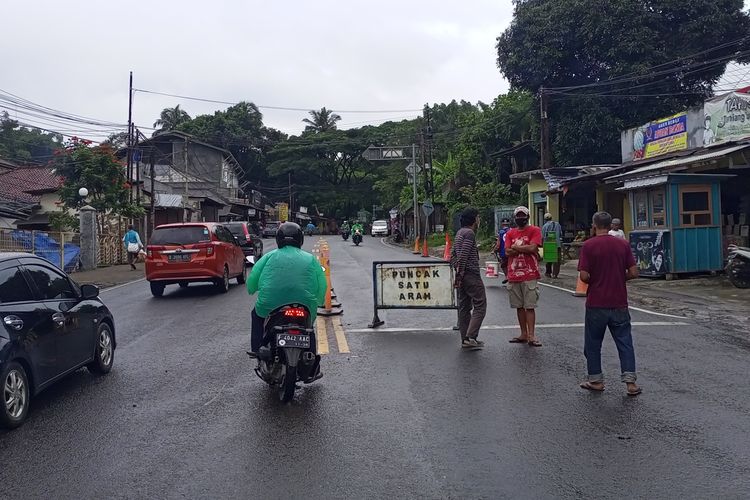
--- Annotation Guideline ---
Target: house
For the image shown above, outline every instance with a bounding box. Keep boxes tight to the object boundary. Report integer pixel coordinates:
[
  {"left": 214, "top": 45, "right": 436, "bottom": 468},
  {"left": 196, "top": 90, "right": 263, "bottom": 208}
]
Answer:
[{"left": 0, "top": 165, "right": 63, "bottom": 230}]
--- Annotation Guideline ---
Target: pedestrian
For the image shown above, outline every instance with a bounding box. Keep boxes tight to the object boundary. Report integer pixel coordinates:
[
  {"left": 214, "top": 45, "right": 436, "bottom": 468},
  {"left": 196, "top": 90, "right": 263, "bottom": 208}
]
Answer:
[
  {"left": 608, "top": 218, "right": 626, "bottom": 239},
  {"left": 506, "top": 206, "right": 543, "bottom": 347},
  {"left": 541, "top": 213, "right": 562, "bottom": 278},
  {"left": 450, "top": 207, "right": 486, "bottom": 350},
  {"left": 123, "top": 224, "right": 143, "bottom": 271},
  {"left": 495, "top": 218, "right": 511, "bottom": 284},
  {"left": 578, "top": 211, "right": 641, "bottom": 396}
]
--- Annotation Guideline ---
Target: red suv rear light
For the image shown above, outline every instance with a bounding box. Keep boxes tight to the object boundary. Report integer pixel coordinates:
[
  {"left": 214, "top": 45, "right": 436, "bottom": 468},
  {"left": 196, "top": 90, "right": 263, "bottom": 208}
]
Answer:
[{"left": 283, "top": 307, "right": 307, "bottom": 318}]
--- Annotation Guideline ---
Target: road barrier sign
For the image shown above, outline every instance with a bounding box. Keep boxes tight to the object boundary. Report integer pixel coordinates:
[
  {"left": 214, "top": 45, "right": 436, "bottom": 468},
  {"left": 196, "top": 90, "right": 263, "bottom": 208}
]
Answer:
[{"left": 368, "top": 260, "right": 456, "bottom": 328}]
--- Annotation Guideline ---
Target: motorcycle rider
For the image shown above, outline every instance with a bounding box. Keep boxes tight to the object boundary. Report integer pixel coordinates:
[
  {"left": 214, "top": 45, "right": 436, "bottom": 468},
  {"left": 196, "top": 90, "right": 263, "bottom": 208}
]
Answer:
[
  {"left": 351, "top": 220, "right": 364, "bottom": 235},
  {"left": 340, "top": 220, "right": 351, "bottom": 235},
  {"left": 246, "top": 222, "right": 327, "bottom": 355}
]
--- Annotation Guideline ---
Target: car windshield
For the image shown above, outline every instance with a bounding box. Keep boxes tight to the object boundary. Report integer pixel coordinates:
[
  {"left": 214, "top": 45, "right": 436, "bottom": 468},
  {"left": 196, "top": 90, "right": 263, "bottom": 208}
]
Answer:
[
  {"left": 373, "top": 221, "right": 387, "bottom": 227},
  {"left": 224, "top": 223, "right": 247, "bottom": 236},
  {"left": 151, "top": 226, "right": 210, "bottom": 245}
]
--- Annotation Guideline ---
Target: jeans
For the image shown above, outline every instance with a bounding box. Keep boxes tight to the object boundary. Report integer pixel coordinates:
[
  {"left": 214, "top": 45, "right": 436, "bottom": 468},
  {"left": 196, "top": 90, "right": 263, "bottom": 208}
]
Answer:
[
  {"left": 250, "top": 309, "right": 265, "bottom": 352},
  {"left": 584, "top": 307, "right": 637, "bottom": 383},
  {"left": 457, "top": 272, "right": 487, "bottom": 340}
]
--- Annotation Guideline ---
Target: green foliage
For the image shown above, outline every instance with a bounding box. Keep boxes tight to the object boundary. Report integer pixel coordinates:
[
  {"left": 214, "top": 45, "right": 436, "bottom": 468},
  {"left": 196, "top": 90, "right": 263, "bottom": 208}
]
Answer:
[
  {"left": 302, "top": 107, "right": 341, "bottom": 134},
  {"left": 496, "top": 0, "right": 750, "bottom": 166},
  {"left": 48, "top": 210, "right": 80, "bottom": 232},
  {"left": 153, "top": 105, "right": 191, "bottom": 133},
  {"left": 54, "top": 139, "right": 143, "bottom": 219},
  {"left": 0, "top": 112, "right": 62, "bottom": 162}
]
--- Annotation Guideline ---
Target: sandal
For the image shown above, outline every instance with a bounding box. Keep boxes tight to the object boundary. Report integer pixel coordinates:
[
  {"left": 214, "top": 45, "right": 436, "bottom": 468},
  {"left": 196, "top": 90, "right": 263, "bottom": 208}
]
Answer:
[
  {"left": 627, "top": 387, "right": 642, "bottom": 397},
  {"left": 580, "top": 381, "right": 605, "bottom": 392},
  {"left": 509, "top": 337, "right": 528, "bottom": 343},
  {"left": 527, "top": 339, "right": 542, "bottom": 347}
]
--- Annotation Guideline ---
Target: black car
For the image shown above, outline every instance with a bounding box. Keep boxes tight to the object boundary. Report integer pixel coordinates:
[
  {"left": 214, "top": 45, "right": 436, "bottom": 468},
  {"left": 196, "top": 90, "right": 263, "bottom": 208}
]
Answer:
[
  {"left": 225, "top": 222, "right": 264, "bottom": 264},
  {"left": 262, "top": 221, "right": 280, "bottom": 239},
  {"left": 0, "top": 253, "right": 116, "bottom": 428}
]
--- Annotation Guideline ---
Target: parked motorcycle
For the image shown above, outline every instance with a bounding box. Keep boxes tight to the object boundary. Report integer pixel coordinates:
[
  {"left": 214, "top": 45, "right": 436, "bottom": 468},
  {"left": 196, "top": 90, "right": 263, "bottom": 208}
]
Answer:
[
  {"left": 341, "top": 229, "right": 350, "bottom": 241},
  {"left": 726, "top": 244, "right": 750, "bottom": 289},
  {"left": 254, "top": 304, "right": 321, "bottom": 402},
  {"left": 352, "top": 229, "right": 363, "bottom": 246}
]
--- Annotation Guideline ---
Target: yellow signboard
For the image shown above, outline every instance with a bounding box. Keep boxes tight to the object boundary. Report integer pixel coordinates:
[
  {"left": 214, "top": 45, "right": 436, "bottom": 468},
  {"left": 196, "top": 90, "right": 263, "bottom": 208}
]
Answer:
[{"left": 277, "top": 203, "right": 289, "bottom": 222}]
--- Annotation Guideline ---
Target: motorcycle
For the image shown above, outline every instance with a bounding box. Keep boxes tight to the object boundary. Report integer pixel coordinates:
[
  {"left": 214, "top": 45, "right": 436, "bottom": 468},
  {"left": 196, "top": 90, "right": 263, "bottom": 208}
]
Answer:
[
  {"left": 352, "top": 229, "right": 363, "bottom": 246},
  {"left": 341, "top": 229, "right": 350, "bottom": 241},
  {"left": 254, "top": 304, "right": 321, "bottom": 402},
  {"left": 726, "top": 244, "right": 750, "bottom": 289}
]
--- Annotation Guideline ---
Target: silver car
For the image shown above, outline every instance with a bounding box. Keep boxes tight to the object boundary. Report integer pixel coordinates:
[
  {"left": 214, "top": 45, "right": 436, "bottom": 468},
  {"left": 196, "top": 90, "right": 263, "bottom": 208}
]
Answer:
[{"left": 371, "top": 220, "right": 389, "bottom": 236}]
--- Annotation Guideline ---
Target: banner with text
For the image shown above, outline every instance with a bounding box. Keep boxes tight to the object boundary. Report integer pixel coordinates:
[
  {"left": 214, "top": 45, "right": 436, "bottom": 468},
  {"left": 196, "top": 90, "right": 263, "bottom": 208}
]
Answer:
[
  {"left": 621, "top": 108, "right": 704, "bottom": 163},
  {"left": 704, "top": 91, "right": 750, "bottom": 146}
]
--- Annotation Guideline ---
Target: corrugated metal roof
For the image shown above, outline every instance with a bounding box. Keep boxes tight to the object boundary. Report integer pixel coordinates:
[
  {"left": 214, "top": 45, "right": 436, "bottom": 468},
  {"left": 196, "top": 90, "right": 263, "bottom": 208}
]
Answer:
[
  {"left": 616, "top": 175, "right": 669, "bottom": 191},
  {"left": 607, "top": 143, "right": 750, "bottom": 181},
  {"left": 155, "top": 193, "right": 183, "bottom": 207}
]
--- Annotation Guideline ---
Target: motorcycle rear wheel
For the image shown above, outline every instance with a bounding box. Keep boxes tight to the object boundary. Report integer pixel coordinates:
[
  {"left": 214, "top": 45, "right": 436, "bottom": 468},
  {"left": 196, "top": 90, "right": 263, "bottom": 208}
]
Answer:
[
  {"left": 279, "top": 365, "right": 297, "bottom": 402},
  {"left": 727, "top": 259, "right": 750, "bottom": 289}
]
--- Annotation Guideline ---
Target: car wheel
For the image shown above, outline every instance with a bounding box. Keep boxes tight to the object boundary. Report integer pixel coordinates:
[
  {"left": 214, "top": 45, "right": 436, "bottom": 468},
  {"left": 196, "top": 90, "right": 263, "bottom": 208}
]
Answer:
[
  {"left": 150, "top": 282, "right": 165, "bottom": 297},
  {"left": 87, "top": 322, "right": 115, "bottom": 375},
  {"left": 216, "top": 266, "right": 230, "bottom": 293},
  {"left": 236, "top": 264, "right": 247, "bottom": 284},
  {"left": 1, "top": 361, "right": 30, "bottom": 429}
]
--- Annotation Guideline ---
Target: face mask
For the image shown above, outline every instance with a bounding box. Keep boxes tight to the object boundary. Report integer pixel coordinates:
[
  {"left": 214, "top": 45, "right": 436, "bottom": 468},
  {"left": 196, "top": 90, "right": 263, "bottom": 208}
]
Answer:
[{"left": 515, "top": 218, "right": 528, "bottom": 227}]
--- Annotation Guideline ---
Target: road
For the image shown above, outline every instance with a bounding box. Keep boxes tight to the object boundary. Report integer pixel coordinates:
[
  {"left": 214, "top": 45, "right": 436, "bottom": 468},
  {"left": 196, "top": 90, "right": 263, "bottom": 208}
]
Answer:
[{"left": 1, "top": 235, "right": 749, "bottom": 499}]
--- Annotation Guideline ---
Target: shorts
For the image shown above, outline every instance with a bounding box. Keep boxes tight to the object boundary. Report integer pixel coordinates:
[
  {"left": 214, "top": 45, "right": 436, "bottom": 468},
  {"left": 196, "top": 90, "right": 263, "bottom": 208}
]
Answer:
[{"left": 507, "top": 280, "right": 539, "bottom": 309}]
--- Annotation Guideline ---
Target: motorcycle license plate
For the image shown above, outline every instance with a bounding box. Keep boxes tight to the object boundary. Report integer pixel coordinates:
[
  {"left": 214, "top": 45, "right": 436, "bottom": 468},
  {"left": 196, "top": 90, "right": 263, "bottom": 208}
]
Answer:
[{"left": 276, "top": 333, "right": 310, "bottom": 349}]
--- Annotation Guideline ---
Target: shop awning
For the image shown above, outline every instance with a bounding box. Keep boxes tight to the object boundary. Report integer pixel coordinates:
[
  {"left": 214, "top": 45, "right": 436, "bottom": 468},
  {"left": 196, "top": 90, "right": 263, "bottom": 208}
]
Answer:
[
  {"left": 616, "top": 175, "right": 669, "bottom": 190},
  {"left": 608, "top": 143, "right": 750, "bottom": 181}
]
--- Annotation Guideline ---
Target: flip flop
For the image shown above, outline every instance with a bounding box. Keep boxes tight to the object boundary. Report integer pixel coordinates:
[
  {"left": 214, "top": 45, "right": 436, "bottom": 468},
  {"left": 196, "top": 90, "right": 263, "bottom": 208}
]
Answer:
[
  {"left": 509, "top": 337, "right": 528, "bottom": 343},
  {"left": 527, "top": 339, "right": 543, "bottom": 347},
  {"left": 580, "top": 381, "right": 605, "bottom": 392},
  {"left": 627, "top": 387, "right": 643, "bottom": 397}
]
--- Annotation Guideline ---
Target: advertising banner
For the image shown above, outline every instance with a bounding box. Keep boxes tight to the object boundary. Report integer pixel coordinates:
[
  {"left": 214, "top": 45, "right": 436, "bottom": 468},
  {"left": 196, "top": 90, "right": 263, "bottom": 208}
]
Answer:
[
  {"left": 276, "top": 202, "right": 289, "bottom": 222},
  {"left": 703, "top": 91, "right": 750, "bottom": 145},
  {"left": 630, "top": 231, "right": 669, "bottom": 276},
  {"left": 621, "top": 108, "right": 704, "bottom": 163}
]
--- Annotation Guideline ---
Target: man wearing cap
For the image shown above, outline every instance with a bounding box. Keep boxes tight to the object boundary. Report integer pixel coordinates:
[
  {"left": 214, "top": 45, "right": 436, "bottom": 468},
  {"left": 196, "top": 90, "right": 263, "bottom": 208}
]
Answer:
[
  {"left": 541, "top": 213, "right": 562, "bottom": 278},
  {"left": 506, "top": 206, "right": 543, "bottom": 347}
]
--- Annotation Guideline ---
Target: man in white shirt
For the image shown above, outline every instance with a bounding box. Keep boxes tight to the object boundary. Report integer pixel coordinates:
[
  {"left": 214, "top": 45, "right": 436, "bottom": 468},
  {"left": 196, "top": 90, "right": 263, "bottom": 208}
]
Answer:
[{"left": 608, "top": 218, "right": 626, "bottom": 239}]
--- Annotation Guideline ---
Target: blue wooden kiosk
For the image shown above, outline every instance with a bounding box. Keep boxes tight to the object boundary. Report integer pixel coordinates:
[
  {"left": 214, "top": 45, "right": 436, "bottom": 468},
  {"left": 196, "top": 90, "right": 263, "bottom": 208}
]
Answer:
[{"left": 617, "top": 173, "right": 732, "bottom": 277}]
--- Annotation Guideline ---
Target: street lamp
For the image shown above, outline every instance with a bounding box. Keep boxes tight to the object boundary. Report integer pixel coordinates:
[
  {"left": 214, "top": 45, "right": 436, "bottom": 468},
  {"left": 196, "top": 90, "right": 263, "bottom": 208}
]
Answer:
[{"left": 78, "top": 187, "right": 89, "bottom": 198}]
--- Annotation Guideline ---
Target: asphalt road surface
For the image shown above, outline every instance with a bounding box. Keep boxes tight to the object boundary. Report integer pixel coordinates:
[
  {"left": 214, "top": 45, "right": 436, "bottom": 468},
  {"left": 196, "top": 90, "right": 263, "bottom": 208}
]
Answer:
[{"left": 1, "top": 235, "right": 749, "bottom": 499}]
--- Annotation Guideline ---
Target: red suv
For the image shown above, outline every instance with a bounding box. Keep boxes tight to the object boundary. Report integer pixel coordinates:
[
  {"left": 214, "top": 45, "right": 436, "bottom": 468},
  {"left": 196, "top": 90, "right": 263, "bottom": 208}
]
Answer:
[{"left": 145, "top": 223, "right": 247, "bottom": 297}]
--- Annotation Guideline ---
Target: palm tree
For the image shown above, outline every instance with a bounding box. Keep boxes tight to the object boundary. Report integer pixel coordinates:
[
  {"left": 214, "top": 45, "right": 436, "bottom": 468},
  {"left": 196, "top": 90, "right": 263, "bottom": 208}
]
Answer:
[
  {"left": 302, "top": 107, "right": 341, "bottom": 133},
  {"left": 153, "top": 105, "right": 192, "bottom": 133}
]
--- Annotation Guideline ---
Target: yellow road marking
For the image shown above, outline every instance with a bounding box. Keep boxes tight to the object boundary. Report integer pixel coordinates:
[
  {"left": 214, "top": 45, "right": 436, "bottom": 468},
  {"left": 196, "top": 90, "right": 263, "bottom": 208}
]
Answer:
[
  {"left": 316, "top": 316, "right": 329, "bottom": 355},
  {"left": 332, "top": 316, "right": 350, "bottom": 353}
]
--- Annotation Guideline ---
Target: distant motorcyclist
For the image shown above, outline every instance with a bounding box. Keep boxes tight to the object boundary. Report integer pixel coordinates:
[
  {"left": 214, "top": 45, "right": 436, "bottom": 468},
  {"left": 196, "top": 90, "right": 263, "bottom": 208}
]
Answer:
[
  {"left": 340, "top": 221, "right": 351, "bottom": 234},
  {"left": 246, "top": 222, "right": 327, "bottom": 354},
  {"left": 351, "top": 221, "right": 364, "bottom": 234}
]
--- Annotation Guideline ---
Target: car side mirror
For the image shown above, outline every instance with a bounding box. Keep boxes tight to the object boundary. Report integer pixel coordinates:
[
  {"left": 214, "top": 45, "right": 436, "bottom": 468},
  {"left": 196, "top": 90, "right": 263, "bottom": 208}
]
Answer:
[{"left": 80, "top": 284, "right": 100, "bottom": 299}]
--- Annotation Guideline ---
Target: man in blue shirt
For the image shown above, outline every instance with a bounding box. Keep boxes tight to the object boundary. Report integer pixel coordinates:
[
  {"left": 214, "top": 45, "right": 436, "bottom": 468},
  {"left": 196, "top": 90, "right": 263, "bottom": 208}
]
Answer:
[{"left": 495, "top": 218, "right": 511, "bottom": 284}]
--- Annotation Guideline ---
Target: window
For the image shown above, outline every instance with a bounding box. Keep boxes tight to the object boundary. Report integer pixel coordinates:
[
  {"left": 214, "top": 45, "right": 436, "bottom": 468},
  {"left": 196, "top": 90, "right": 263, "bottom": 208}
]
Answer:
[
  {"left": 215, "top": 226, "right": 233, "bottom": 243},
  {"left": 0, "top": 267, "right": 35, "bottom": 303},
  {"left": 151, "top": 226, "right": 210, "bottom": 245},
  {"left": 679, "top": 186, "right": 712, "bottom": 227},
  {"left": 24, "top": 265, "right": 77, "bottom": 300},
  {"left": 650, "top": 190, "right": 666, "bottom": 227},
  {"left": 634, "top": 192, "right": 649, "bottom": 228}
]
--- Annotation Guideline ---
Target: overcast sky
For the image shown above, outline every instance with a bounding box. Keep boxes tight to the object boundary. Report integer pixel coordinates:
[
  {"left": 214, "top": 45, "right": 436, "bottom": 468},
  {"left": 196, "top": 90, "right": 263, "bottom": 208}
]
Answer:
[{"left": 1, "top": 0, "right": 513, "bottom": 139}]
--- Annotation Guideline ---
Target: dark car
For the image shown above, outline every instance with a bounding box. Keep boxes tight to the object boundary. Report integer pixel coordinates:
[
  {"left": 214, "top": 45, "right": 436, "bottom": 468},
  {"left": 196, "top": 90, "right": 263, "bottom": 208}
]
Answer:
[
  {"left": 262, "top": 221, "right": 280, "bottom": 239},
  {"left": 0, "top": 253, "right": 115, "bottom": 428},
  {"left": 224, "top": 222, "right": 264, "bottom": 265}
]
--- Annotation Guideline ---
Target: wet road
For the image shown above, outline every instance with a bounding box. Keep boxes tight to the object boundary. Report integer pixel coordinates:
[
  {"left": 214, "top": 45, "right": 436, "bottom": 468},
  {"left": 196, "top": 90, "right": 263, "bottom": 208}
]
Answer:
[{"left": 1, "top": 235, "right": 749, "bottom": 498}]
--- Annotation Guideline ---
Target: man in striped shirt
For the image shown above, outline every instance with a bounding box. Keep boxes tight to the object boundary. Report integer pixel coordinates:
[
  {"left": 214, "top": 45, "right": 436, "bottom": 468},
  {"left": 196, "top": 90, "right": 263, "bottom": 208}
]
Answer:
[{"left": 451, "top": 207, "right": 487, "bottom": 349}]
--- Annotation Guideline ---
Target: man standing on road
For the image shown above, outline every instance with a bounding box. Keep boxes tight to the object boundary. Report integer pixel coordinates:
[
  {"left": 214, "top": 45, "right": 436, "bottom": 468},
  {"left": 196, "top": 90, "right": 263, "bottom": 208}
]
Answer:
[
  {"left": 541, "top": 213, "right": 562, "bottom": 278},
  {"left": 506, "top": 206, "right": 543, "bottom": 347},
  {"left": 578, "top": 211, "right": 641, "bottom": 396},
  {"left": 495, "top": 218, "right": 511, "bottom": 284},
  {"left": 451, "top": 207, "right": 486, "bottom": 350},
  {"left": 608, "top": 218, "right": 626, "bottom": 239}
]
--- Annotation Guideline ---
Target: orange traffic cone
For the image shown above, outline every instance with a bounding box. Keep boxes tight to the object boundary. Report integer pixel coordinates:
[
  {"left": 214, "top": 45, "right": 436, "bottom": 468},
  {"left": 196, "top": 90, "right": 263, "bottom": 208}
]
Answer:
[
  {"left": 421, "top": 236, "right": 429, "bottom": 257},
  {"left": 573, "top": 276, "right": 588, "bottom": 297},
  {"left": 443, "top": 233, "right": 452, "bottom": 261},
  {"left": 413, "top": 237, "right": 421, "bottom": 254}
]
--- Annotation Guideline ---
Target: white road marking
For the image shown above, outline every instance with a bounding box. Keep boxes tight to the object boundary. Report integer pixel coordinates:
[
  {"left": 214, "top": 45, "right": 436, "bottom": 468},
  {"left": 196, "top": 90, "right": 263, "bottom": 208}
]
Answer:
[
  {"left": 347, "top": 321, "right": 689, "bottom": 333},
  {"left": 100, "top": 278, "right": 146, "bottom": 293}
]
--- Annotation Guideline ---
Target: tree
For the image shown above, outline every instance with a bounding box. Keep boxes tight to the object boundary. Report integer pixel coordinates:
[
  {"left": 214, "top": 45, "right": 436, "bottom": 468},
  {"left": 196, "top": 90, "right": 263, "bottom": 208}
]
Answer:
[
  {"left": 102, "top": 131, "right": 129, "bottom": 150},
  {"left": 54, "top": 138, "right": 144, "bottom": 230},
  {"left": 496, "top": 0, "right": 750, "bottom": 166},
  {"left": 0, "top": 112, "right": 62, "bottom": 162},
  {"left": 153, "top": 105, "right": 192, "bottom": 133},
  {"left": 302, "top": 107, "right": 341, "bottom": 134}
]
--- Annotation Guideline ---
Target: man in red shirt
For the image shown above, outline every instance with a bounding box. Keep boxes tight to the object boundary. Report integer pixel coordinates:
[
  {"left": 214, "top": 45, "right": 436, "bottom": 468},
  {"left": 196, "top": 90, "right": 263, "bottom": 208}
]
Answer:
[
  {"left": 578, "top": 211, "right": 641, "bottom": 396},
  {"left": 505, "top": 206, "right": 543, "bottom": 347}
]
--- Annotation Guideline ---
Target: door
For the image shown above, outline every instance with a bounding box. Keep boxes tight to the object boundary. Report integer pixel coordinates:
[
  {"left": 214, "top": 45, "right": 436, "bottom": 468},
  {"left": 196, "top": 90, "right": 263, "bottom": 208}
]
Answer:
[
  {"left": 0, "top": 262, "right": 59, "bottom": 386},
  {"left": 22, "top": 263, "right": 93, "bottom": 373},
  {"left": 216, "top": 226, "right": 240, "bottom": 275}
]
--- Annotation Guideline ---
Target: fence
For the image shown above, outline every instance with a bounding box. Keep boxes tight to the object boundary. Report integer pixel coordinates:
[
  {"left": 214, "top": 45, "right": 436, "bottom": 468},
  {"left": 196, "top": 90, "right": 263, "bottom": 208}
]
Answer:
[{"left": 0, "top": 229, "right": 82, "bottom": 272}]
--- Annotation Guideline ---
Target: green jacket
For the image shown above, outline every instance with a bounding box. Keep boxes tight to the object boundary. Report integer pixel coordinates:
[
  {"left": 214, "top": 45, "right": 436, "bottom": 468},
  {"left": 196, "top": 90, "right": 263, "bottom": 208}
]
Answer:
[{"left": 247, "top": 246, "right": 327, "bottom": 319}]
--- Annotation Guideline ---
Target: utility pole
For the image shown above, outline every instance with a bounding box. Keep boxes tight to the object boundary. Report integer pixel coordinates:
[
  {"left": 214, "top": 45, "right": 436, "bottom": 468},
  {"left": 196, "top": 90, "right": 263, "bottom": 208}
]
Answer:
[
  {"left": 183, "top": 138, "right": 189, "bottom": 222},
  {"left": 148, "top": 149, "right": 155, "bottom": 243},
  {"left": 288, "top": 171, "right": 293, "bottom": 216},
  {"left": 411, "top": 144, "right": 419, "bottom": 241},
  {"left": 424, "top": 105, "right": 434, "bottom": 234},
  {"left": 127, "top": 72, "right": 133, "bottom": 206},
  {"left": 540, "top": 87, "right": 551, "bottom": 169}
]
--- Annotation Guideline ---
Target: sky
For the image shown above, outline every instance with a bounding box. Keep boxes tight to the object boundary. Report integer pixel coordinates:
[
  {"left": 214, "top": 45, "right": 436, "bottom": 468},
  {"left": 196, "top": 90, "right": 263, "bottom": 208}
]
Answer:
[{"left": 0, "top": 0, "right": 514, "bottom": 140}]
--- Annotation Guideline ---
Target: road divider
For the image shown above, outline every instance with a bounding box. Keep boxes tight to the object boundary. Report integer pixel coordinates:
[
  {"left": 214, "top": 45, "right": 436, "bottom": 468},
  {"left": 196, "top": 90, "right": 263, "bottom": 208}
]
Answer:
[{"left": 315, "top": 239, "right": 343, "bottom": 317}]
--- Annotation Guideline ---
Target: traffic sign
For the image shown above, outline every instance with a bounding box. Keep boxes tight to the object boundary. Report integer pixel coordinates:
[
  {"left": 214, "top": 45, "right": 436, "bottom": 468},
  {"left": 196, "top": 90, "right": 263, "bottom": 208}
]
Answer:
[{"left": 422, "top": 202, "right": 434, "bottom": 217}]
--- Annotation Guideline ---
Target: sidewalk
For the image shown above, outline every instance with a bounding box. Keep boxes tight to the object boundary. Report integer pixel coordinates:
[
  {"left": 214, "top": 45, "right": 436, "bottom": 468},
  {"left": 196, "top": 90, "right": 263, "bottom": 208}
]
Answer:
[
  {"left": 71, "top": 264, "right": 145, "bottom": 289},
  {"left": 426, "top": 242, "right": 750, "bottom": 337}
]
